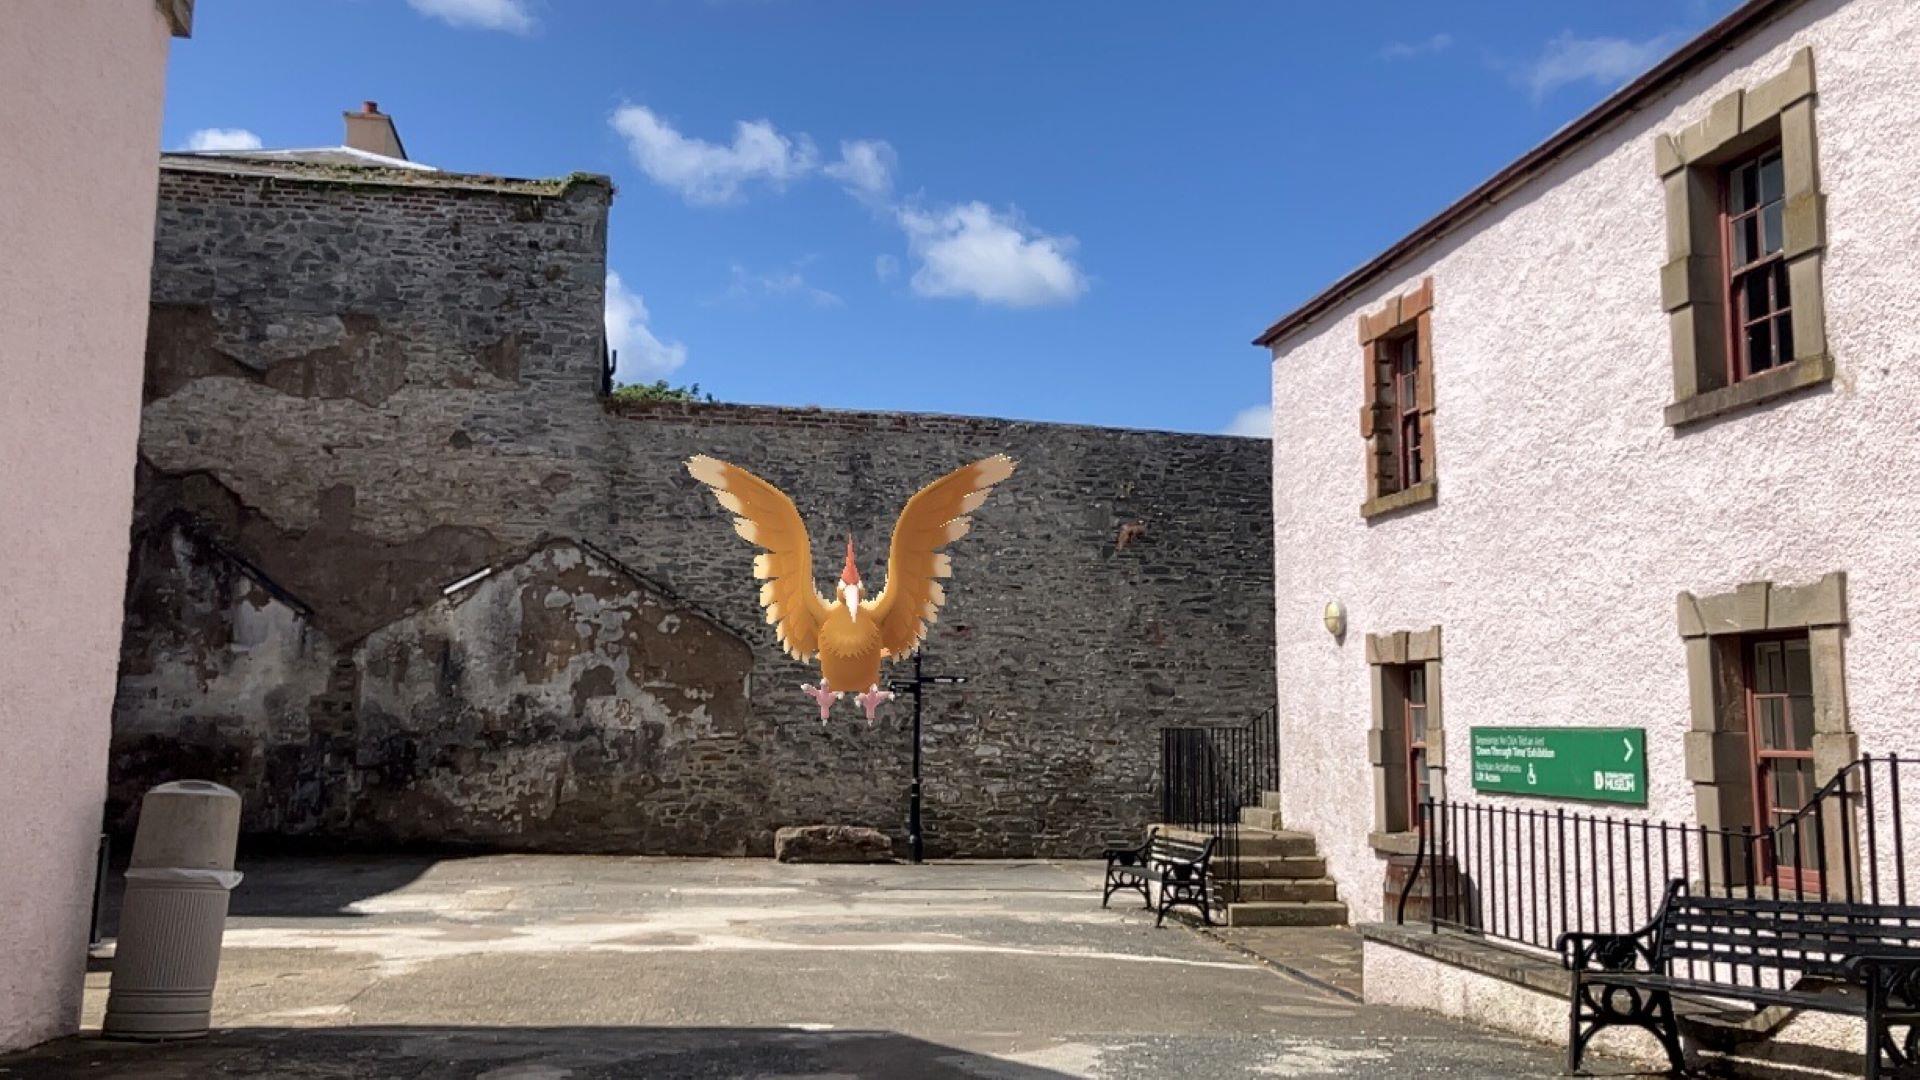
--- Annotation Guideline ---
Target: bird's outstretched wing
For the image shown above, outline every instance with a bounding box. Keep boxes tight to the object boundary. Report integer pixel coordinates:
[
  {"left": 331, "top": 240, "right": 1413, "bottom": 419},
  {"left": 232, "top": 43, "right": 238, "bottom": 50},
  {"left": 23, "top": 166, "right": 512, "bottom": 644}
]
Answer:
[
  {"left": 686, "top": 455, "right": 832, "bottom": 659},
  {"left": 869, "top": 455, "right": 1016, "bottom": 657}
]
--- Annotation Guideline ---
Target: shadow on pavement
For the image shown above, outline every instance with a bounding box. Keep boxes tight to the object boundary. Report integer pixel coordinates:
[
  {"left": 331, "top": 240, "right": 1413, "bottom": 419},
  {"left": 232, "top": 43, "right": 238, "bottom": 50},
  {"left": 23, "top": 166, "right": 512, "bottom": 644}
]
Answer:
[
  {"left": 95, "top": 853, "right": 462, "bottom": 937},
  {"left": 223, "top": 854, "right": 461, "bottom": 919},
  {"left": 0, "top": 1024, "right": 1076, "bottom": 1079}
]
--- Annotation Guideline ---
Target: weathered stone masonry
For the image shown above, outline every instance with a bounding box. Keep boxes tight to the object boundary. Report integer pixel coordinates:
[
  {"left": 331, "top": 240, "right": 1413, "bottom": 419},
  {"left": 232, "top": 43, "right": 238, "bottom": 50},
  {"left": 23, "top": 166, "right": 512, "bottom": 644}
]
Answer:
[{"left": 113, "top": 156, "right": 1275, "bottom": 858}]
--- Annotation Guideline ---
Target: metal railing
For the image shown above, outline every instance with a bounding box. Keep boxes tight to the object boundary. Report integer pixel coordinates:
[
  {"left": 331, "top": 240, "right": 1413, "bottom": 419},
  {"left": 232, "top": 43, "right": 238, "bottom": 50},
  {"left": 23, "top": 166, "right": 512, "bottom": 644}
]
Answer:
[
  {"left": 1159, "top": 709, "right": 1281, "bottom": 904},
  {"left": 1395, "top": 754, "right": 1920, "bottom": 992},
  {"left": 1159, "top": 707, "right": 1279, "bottom": 820}
]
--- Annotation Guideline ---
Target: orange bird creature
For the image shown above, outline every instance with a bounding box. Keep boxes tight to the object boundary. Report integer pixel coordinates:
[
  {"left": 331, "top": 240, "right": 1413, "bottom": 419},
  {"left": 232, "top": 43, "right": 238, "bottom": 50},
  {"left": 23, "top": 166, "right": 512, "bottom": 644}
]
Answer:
[{"left": 686, "top": 454, "right": 1016, "bottom": 721}]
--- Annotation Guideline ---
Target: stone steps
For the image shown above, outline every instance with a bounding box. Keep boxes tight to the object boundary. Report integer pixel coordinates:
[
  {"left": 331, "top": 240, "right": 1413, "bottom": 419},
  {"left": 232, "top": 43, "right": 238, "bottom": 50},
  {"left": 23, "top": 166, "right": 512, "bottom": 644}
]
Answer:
[
  {"left": 1228, "top": 854, "right": 1328, "bottom": 879},
  {"left": 1224, "top": 822, "right": 1347, "bottom": 926},
  {"left": 1230, "top": 877, "right": 1340, "bottom": 903},
  {"left": 1154, "top": 816, "right": 1349, "bottom": 928}
]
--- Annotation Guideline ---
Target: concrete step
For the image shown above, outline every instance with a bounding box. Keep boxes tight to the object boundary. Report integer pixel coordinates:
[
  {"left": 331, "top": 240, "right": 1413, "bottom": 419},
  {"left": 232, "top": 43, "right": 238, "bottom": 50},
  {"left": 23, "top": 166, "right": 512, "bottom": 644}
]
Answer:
[
  {"left": 1239, "top": 805, "right": 1283, "bottom": 831},
  {"left": 1224, "top": 829, "right": 1319, "bottom": 858},
  {"left": 1225, "top": 900, "right": 1350, "bottom": 928},
  {"left": 1229, "top": 877, "right": 1340, "bottom": 903},
  {"left": 1223, "top": 854, "right": 1326, "bottom": 879},
  {"left": 1260, "top": 790, "right": 1283, "bottom": 812},
  {"left": 1158, "top": 826, "right": 1318, "bottom": 858}
]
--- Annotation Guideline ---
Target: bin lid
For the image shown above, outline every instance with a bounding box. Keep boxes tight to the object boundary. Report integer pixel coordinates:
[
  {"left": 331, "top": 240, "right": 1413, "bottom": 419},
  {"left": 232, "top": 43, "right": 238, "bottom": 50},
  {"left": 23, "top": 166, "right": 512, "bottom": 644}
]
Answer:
[
  {"left": 148, "top": 780, "right": 239, "bottom": 799},
  {"left": 130, "top": 780, "right": 243, "bottom": 871}
]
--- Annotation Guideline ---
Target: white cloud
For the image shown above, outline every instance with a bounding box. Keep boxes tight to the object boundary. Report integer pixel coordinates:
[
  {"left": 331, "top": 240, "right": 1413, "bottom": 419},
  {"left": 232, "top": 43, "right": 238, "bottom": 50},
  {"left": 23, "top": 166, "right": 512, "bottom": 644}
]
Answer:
[
  {"left": 824, "top": 139, "right": 897, "bottom": 203},
  {"left": 726, "top": 262, "right": 842, "bottom": 308},
  {"left": 184, "top": 128, "right": 263, "bottom": 152},
  {"left": 602, "top": 106, "right": 1086, "bottom": 309},
  {"left": 896, "top": 202, "right": 1087, "bottom": 308},
  {"left": 1520, "top": 31, "right": 1682, "bottom": 100},
  {"left": 406, "top": 0, "right": 535, "bottom": 34},
  {"left": 605, "top": 272, "right": 687, "bottom": 381},
  {"left": 1381, "top": 33, "right": 1454, "bottom": 60},
  {"left": 609, "top": 105, "right": 819, "bottom": 206},
  {"left": 1224, "top": 404, "right": 1272, "bottom": 438}
]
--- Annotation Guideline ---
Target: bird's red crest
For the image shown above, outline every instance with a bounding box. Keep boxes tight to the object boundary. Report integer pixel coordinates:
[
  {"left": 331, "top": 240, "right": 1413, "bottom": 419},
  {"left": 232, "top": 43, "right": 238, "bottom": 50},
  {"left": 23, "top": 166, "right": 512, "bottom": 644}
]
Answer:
[{"left": 840, "top": 535, "right": 861, "bottom": 586}]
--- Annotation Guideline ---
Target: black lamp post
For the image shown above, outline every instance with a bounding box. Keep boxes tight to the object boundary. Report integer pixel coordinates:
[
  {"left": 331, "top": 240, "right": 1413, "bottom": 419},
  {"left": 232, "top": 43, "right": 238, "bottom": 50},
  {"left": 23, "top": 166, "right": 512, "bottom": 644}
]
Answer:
[{"left": 890, "top": 652, "right": 966, "bottom": 864}]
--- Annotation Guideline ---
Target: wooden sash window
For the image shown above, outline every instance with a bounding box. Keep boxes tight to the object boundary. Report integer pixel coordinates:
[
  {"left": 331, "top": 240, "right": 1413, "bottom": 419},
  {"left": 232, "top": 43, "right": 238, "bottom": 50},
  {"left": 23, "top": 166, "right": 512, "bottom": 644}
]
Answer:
[
  {"left": 1357, "top": 279, "right": 1435, "bottom": 518},
  {"left": 1393, "top": 334, "right": 1423, "bottom": 489},
  {"left": 1746, "top": 634, "right": 1818, "bottom": 889},
  {"left": 1723, "top": 146, "right": 1793, "bottom": 382},
  {"left": 1404, "top": 665, "right": 1430, "bottom": 828}
]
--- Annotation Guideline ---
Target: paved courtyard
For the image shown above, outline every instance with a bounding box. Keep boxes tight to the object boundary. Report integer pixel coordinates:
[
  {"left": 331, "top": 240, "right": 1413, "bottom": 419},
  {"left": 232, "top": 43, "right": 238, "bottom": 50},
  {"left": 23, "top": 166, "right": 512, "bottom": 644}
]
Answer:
[{"left": 1, "top": 857, "right": 1647, "bottom": 1078}]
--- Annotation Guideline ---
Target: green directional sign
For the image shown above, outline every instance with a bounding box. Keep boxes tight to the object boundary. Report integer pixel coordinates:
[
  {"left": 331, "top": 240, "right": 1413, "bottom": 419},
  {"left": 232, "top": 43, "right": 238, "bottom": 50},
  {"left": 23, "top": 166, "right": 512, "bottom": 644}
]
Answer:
[{"left": 1469, "top": 726, "right": 1647, "bottom": 805}]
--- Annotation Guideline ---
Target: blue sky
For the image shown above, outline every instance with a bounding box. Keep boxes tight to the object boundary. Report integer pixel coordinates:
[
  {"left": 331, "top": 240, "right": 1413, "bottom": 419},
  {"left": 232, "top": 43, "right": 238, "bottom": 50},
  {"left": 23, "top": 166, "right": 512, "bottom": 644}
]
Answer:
[{"left": 162, "top": 0, "right": 1740, "bottom": 436}]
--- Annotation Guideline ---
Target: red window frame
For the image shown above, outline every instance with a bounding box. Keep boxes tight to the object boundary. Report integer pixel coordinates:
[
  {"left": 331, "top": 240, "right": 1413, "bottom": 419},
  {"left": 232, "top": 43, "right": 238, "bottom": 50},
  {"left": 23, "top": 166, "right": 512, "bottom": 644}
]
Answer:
[
  {"left": 1392, "top": 333, "right": 1422, "bottom": 491},
  {"left": 1721, "top": 145, "right": 1793, "bottom": 384},
  {"left": 1403, "top": 664, "right": 1429, "bottom": 831},
  {"left": 1744, "top": 634, "right": 1819, "bottom": 892}
]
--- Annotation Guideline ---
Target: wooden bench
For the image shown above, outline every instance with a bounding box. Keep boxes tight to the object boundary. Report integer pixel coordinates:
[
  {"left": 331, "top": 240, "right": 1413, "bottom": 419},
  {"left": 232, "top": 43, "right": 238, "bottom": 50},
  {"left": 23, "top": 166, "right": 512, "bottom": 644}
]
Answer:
[
  {"left": 1102, "top": 828, "right": 1218, "bottom": 927},
  {"left": 1559, "top": 880, "right": 1920, "bottom": 1077}
]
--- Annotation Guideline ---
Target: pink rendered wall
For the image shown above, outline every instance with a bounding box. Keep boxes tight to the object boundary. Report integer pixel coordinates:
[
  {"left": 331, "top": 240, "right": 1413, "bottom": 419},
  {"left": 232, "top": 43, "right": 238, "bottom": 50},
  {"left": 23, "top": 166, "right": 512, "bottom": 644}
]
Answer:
[
  {"left": 0, "top": 0, "right": 174, "bottom": 1052},
  {"left": 1268, "top": 0, "right": 1920, "bottom": 925}
]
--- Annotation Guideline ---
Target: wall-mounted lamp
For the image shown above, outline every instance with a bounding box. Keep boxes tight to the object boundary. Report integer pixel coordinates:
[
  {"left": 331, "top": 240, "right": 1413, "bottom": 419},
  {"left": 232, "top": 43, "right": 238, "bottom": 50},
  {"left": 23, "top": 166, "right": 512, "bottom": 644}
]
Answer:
[{"left": 1323, "top": 600, "right": 1346, "bottom": 640}]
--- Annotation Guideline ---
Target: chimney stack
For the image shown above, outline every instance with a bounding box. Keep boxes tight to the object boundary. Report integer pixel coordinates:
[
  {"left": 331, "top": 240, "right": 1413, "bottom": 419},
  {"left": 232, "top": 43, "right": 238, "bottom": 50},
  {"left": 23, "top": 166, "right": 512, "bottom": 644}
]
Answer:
[{"left": 343, "top": 100, "right": 407, "bottom": 161}]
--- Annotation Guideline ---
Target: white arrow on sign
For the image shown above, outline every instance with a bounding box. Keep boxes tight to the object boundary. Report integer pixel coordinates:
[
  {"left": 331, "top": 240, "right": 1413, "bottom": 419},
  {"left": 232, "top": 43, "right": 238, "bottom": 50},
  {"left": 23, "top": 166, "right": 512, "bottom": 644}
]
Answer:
[{"left": 1624, "top": 737, "right": 1634, "bottom": 763}]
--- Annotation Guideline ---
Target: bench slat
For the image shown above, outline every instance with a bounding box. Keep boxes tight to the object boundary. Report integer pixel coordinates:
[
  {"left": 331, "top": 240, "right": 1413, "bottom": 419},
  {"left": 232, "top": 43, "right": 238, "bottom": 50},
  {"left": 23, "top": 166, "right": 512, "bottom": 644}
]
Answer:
[
  {"left": 1580, "top": 972, "right": 1893, "bottom": 1017},
  {"left": 1678, "top": 895, "right": 1920, "bottom": 922},
  {"left": 1666, "top": 914, "right": 1920, "bottom": 941},
  {"left": 1674, "top": 903, "right": 1920, "bottom": 930},
  {"left": 1665, "top": 914, "right": 1920, "bottom": 943},
  {"left": 1665, "top": 937, "right": 1920, "bottom": 959}
]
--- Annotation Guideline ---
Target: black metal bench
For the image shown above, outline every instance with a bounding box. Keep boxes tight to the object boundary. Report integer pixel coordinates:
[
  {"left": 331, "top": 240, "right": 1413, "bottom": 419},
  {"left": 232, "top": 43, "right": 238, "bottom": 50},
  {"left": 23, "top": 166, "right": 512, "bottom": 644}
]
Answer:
[
  {"left": 1102, "top": 828, "right": 1218, "bottom": 927},
  {"left": 1560, "top": 880, "right": 1920, "bottom": 1077}
]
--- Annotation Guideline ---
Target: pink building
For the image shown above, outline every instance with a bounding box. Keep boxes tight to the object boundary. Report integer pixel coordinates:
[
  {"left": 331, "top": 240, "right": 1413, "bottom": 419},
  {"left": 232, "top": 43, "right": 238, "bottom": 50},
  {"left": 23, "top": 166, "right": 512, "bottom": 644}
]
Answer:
[
  {"left": 0, "top": 0, "right": 193, "bottom": 1052},
  {"left": 1260, "top": 0, "right": 1920, "bottom": 1067}
]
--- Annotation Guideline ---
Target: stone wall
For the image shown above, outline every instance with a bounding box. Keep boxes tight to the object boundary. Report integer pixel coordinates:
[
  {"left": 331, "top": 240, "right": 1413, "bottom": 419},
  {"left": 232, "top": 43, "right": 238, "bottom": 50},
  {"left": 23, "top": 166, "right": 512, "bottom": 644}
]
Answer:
[{"left": 114, "top": 157, "right": 1275, "bottom": 858}]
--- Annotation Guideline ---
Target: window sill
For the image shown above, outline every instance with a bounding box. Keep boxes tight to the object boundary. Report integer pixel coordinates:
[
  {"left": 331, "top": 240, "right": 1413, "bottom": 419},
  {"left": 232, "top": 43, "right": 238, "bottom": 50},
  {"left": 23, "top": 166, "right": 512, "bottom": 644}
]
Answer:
[
  {"left": 1369, "top": 830, "right": 1422, "bottom": 856},
  {"left": 1361, "top": 479, "right": 1437, "bottom": 521},
  {"left": 1664, "top": 353, "right": 1833, "bottom": 428}
]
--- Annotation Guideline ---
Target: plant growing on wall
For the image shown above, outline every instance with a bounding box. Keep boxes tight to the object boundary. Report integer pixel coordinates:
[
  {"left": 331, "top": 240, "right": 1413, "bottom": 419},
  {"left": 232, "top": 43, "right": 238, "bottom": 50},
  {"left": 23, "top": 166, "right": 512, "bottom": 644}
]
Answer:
[{"left": 610, "top": 380, "right": 716, "bottom": 404}]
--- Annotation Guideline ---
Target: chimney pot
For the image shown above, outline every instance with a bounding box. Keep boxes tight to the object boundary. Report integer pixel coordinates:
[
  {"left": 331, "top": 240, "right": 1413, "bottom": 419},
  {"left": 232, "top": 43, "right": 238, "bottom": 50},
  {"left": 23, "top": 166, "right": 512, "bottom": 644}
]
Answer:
[{"left": 363, "top": 100, "right": 379, "bottom": 114}]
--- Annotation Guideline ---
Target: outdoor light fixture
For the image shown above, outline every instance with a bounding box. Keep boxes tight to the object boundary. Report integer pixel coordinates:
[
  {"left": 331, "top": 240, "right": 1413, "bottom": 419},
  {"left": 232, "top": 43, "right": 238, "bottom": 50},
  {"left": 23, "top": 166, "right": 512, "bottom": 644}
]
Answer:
[{"left": 1323, "top": 600, "right": 1346, "bottom": 639}]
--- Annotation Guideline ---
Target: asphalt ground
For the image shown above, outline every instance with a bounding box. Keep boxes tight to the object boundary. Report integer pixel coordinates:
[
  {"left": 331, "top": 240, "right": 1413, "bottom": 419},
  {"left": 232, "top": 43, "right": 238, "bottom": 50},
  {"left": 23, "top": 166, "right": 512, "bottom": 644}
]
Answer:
[{"left": 0, "top": 856, "right": 1653, "bottom": 1078}]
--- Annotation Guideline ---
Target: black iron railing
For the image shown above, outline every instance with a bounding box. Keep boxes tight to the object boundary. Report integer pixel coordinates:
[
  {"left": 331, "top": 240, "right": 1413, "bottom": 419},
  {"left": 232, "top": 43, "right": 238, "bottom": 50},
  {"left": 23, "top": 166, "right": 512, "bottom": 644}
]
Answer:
[
  {"left": 1396, "top": 754, "right": 1920, "bottom": 993},
  {"left": 1160, "top": 709, "right": 1281, "bottom": 904},
  {"left": 1249, "top": 704, "right": 1281, "bottom": 805}
]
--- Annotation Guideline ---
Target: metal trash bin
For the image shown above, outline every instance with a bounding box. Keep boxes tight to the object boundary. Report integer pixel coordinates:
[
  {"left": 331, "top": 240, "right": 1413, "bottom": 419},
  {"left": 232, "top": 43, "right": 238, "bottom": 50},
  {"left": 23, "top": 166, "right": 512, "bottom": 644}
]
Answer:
[{"left": 103, "top": 780, "right": 243, "bottom": 1040}]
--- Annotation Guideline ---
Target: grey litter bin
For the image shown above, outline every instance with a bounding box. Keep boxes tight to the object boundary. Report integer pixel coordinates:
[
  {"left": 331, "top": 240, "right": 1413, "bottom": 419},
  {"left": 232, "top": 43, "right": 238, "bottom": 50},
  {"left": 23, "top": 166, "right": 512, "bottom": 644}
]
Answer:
[{"left": 103, "top": 780, "right": 243, "bottom": 1040}]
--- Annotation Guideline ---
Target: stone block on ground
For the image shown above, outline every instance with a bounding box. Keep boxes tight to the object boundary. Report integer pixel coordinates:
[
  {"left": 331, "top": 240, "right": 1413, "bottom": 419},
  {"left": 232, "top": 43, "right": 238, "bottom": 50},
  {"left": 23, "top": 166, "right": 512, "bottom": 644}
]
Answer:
[{"left": 774, "top": 825, "right": 894, "bottom": 864}]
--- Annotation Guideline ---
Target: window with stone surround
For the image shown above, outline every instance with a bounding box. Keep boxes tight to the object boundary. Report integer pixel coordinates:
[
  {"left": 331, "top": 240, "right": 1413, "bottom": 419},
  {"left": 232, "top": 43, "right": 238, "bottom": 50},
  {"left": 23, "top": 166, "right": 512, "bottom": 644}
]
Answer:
[
  {"left": 1678, "top": 572, "right": 1850, "bottom": 887},
  {"left": 1367, "top": 626, "right": 1443, "bottom": 854},
  {"left": 1658, "top": 47, "right": 1829, "bottom": 428},
  {"left": 1358, "top": 278, "right": 1435, "bottom": 519}
]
